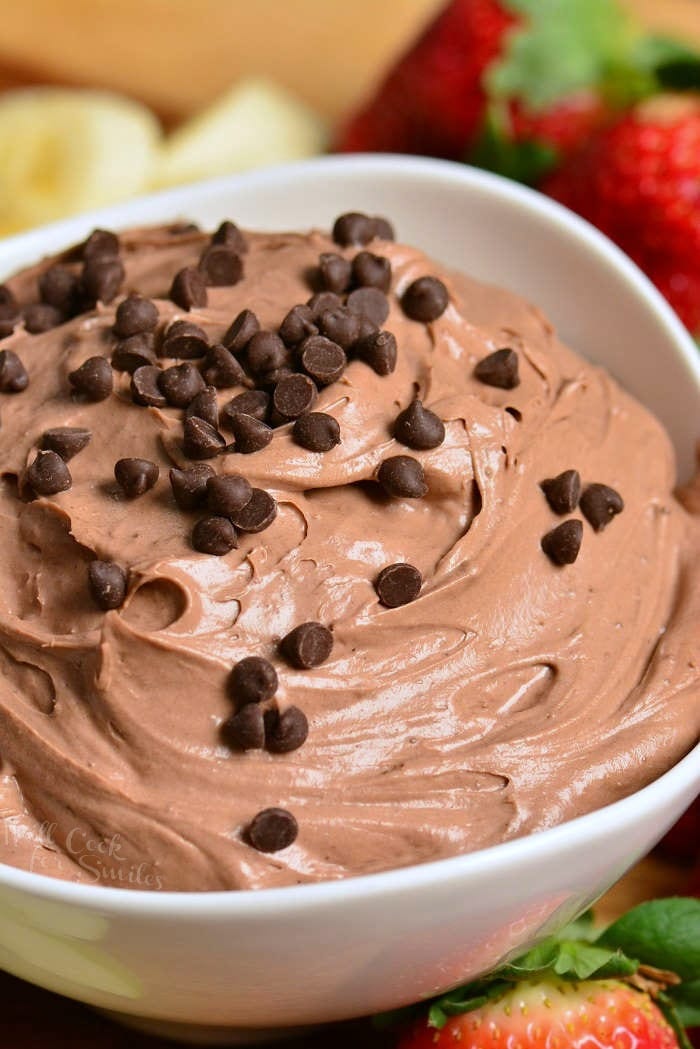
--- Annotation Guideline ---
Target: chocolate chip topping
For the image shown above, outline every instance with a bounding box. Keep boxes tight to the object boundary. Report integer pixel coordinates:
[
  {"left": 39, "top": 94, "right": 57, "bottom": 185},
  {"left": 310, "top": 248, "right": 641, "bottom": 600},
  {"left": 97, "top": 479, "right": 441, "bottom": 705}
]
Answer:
[
  {"left": 112, "top": 333, "right": 157, "bottom": 373},
  {"left": 24, "top": 303, "right": 63, "bottom": 334},
  {"left": 39, "top": 265, "right": 79, "bottom": 314},
  {"left": 394, "top": 399, "right": 445, "bottom": 450},
  {"left": 0, "top": 349, "right": 29, "bottom": 392},
  {"left": 229, "top": 487, "right": 277, "bottom": 532},
  {"left": 114, "top": 458, "right": 160, "bottom": 498},
  {"left": 355, "top": 330, "right": 397, "bottom": 376},
  {"left": 401, "top": 276, "right": 449, "bottom": 323},
  {"left": 280, "top": 622, "right": 333, "bottom": 669},
  {"left": 231, "top": 656, "right": 278, "bottom": 706},
  {"left": 319, "top": 252, "right": 352, "bottom": 294},
  {"left": 246, "top": 331, "right": 289, "bottom": 379},
  {"left": 192, "top": 515, "right": 238, "bottom": 555},
  {"left": 264, "top": 707, "right": 309, "bottom": 754},
  {"left": 316, "top": 307, "right": 361, "bottom": 350},
  {"left": 198, "top": 246, "right": 243, "bottom": 287},
  {"left": 373, "top": 216, "right": 395, "bottom": 241},
  {"left": 273, "top": 373, "right": 317, "bottom": 420},
  {"left": 247, "top": 807, "right": 298, "bottom": 853},
  {"left": 0, "top": 284, "right": 17, "bottom": 311},
  {"left": 158, "top": 362, "right": 206, "bottom": 408},
  {"left": 352, "top": 251, "right": 391, "bottom": 292},
  {"left": 222, "top": 705, "right": 265, "bottom": 751},
  {"left": 161, "top": 320, "right": 209, "bottom": 360},
  {"left": 375, "top": 563, "right": 423, "bottom": 608},
  {"left": 378, "top": 455, "right": 428, "bottom": 499},
  {"left": 27, "top": 450, "right": 72, "bottom": 496},
  {"left": 292, "top": 412, "right": 341, "bottom": 452},
  {"left": 332, "top": 212, "right": 377, "bottom": 247},
  {"left": 114, "top": 294, "right": 159, "bottom": 338},
  {"left": 170, "top": 267, "right": 208, "bottom": 311},
  {"left": 83, "top": 228, "right": 119, "bottom": 263},
  {"left": 308, "top": 291, "right": 343, "bottom": 320},
  {"left": 68, "top": 356, "right": 113, "bottom": 401},
  {"left": 82, "top": 255, "right": 125, "bottom": 305},
  {"left": 186, "top": 386, "right": 219, "bottom": 428},
  {"left": 279, "top": 304, "right": 317, "bottom": 346},
  {"left": 228, "top": 412, "right": 274, "bottom": 454},
  {"left": 169, "top": 464, "right": 215, "bottom": 510},
  {"left": 183, "top": 417, "right": 227, "bottom": 459},
  {"left": 222, "top": 389, "right": 270, "bottom": 424},
  {"left": 541, "top": 519, "right": 583, "bottom": 565},
  {"left": 201, "top": 345, "right": 247, "bottom": 388},
  {"left": 88, "top": 561, "right": 127, "bottom": 611},
  {"left": 346, "top": 287, "right": 390, "bottom": 327},
  {"left": 131, "top": 365, "right": 168, "bottom": 408},
  {"left": 42, "top": 427, "right": 91, "bottom": 461},
  {"left": 580, "top": 483, "right": 624, "bottom": 532},
  {"left": 224, "top": 309, "right": 260, "bottom": 353},
  {"left": 212, "top": 220, "right": 248, "bottom": 254},
  {"left": 301, "top": 336, "right": 347, "bottom": 385},
  {"left": 541, "top": 470, "right": 581, "bottom": 516},
  {"left": 206, "top": 474, "right": 253, "bottom": 516},
  {"left": 474, "top": 348, "right": 520, "bottom": 390}
]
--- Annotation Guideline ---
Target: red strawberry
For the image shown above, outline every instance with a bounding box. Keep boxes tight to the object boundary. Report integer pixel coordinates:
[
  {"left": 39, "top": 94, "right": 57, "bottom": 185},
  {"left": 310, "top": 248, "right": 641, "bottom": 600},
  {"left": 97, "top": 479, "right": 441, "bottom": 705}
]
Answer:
[
  {"left": 657, "top": 799, "right": 700, "bottom": 867},
  {"left": 543, "top": 95, "right": 700, "bottom": 335}
]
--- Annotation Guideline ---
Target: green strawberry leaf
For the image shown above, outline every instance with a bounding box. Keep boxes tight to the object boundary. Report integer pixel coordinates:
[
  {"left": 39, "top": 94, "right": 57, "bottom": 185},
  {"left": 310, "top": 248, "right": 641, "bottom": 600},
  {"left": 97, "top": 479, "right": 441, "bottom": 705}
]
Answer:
[
  {"left": 657, "top": 992, "right": 694, "bottom": 1049},
  {"left": 656, "top": 57, "right": 700, "bottom": 90},
  {"left": 669, "top": 977, "right": 700, "bottom": 1028},
  {"left": 469, "top": 107, "right": 558, "bottom": 185},
  {"left": 597, "top": 898, "right": 700, "bottom": 982}
]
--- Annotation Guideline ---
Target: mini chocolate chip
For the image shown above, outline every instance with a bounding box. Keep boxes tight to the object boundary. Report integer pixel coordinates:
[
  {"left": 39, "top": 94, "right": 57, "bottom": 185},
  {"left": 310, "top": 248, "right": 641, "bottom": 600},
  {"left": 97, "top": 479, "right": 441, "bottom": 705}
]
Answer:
[
  {"left": 183, "top": 417, "right": 227, "bottom": 459},
  {"left": 198, "top": 245, "right": 243, "bottom": 287},
  {"left": 170, "top": 267, "right": 207, "bottom": 311},
  {"left": 318, "top": 253, "right": 352, "bottom": 294},
  {"left": 161, "top": 319, "right": 209, "bottom": 359},
  {"left": 346, "top": 287, "right": 389, "bottom": 327},
  {"left": 307, "top": 291, "right": 343, "bottom": 320},
  {"left": 247, "top": 807, "right": 298, "bottom": 852},
  {"left": 158, "top": 362, "right": 206, "bottom": 408},
  {"left": 279, "top": 304, "right": 317, "bottom": 346},
  {"left": 541, "top": 470, "right": 581, "bottom": 516},
  {"left": 378, "top": 455, "right": 427, "bottom": 498},
  {"left": 293, "top": 411, "right": 341, "bottom": 452},
  {"left": 206, "top": 474, "right": 253, "bottom": 515},
  {"left": 39, "top": 265, "right": 80, "bottom": 314},
  {"left": 230, "top": 487, "right": 277, "bottom": 532},
  {"left": 114, "top": 458, "right": 159, "bottom": 498},
  {"left": 231, "top": 656, "right": 278, "bottom": 705},
  {"left": 212, "top": 220, "right": 248, "bottom": 254},
  {"left": 401, "top": 277, "right": 449, "bottom": 322},
  {"left": 580, "top": 483, "right": 624, "bottom": 532},
  {"left": 42, "top": 427, "right": 91, "bottom": 461},
  {"left": 88, "top": 561, "right": 127, "bottom": 610},
  {"left": 300, "top": 336, "right": 347, "bottom": 386},
  {"left": 273, "top": 374, "right": 317, "bottom": 420},
  {"left": 0, "top": 349, "right": 29, "bottom": 392},
  {"left": 81, "top": 255, "right": 125, "bottom": 305},
  {"left": 169, "top": 464, "right": 215, "bottom": 510},
  {"left": 281, "top": 622, "right": 333, "bottom": 669},
  {"left": 224, "top": 309, "right": 260, "bottom": 353},
  {"left": 373, "top": 216, "right": 395, "bottom": 241},
  {"left": 316, "top": 307, "right": 360, "bottom": 350},
  {"left": 201, "top": 344, "right": 247, "bottom": 388},
  {"left": 24, "top": 303, "right": 63, "bottom": 333},
  {"left": 394, "top": 399, "right": 445, "bottom": 450},
  {"left": 375, "top": 563, "right": 422, "bottom": 608},
  {"left": 332, "top": 212, "right": 375, "bottom": 247},
  {"left": 68, "top": 356, "right": 113, "bottom": 401},
  {"left": 186, "top": 386, "right": 219, "bottom": 428},
  {"left": 352, "top": 251, "right": 391, "bottom": 292},
  {"left": 222, "top": 389, "right": 270, "bottom": 425},
  {"left": 112, "top": 333, "right": 157, "bottom": 373},
  {"left": 114, "top": 293, "right": 159, "bottom": 337},
  {"left": 474, "top": 348, "right": 520, "bottom": 390},
  {"left": 246, "top": 331, "right": 289, "bottom": 378},
  {"left": 265, "top": 705, "right": 309, "bottom": 754},
  {"left": 355, "top": 330, "right": 397, "bottom": 375},
  {"left": 83, "top": 228, "right": 119, "bottom": 263},
  {"left": 228, "top": 412, "right": 274, "bottom": 453},
  {"left": 222, "top": 705, "right": 265, "bottom": 751},
  {"left": 131, "top": 365, "right": 168, "bottom": 408},
  {"left": 27, "top": 450, "right": 72, "bottom": 496},
  {"left": 541, "top": 519, "right": 583, "bottom": 565},
  {"left": 192, "top": 515, "right": 238, "bottom": 555}
]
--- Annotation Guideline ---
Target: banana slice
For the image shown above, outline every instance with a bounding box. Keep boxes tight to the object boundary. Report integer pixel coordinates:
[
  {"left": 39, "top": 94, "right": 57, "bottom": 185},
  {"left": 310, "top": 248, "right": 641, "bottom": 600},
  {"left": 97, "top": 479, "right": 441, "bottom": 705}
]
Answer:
[
  {"left": 154, "top": 79, "right": 327, "bottom": 188},
  {"left": 0, "top": 88, "right": 160, "bottom": 236}
]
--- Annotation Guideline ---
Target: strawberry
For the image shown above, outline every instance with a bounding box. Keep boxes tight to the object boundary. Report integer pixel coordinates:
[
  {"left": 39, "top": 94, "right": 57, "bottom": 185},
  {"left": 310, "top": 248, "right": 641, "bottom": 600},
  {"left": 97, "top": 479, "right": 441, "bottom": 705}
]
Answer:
[
  {"left": 658, "top": 800, "right": 700, "bottom": 867},
  {"left": 543, "top": 95, "right": 700, "bottom": 335}
]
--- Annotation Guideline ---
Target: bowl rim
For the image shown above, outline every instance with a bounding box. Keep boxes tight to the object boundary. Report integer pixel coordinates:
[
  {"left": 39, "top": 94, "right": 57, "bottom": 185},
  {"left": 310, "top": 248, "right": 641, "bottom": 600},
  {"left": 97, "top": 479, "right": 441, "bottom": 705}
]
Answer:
[{"left": 0, "top": 154, "right": 698, "bottom": 914}]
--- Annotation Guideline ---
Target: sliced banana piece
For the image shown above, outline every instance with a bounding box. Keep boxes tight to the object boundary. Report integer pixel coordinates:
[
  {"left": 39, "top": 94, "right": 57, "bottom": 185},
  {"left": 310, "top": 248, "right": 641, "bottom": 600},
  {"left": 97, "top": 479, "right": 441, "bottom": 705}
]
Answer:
[{"left": 154, "top": 78, "right": 328, "bottom": 188}]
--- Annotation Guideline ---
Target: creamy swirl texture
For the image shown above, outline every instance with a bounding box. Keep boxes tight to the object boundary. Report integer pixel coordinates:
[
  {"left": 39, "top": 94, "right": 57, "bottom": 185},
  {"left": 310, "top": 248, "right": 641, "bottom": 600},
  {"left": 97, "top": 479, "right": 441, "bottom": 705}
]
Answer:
[{"left": 0, "top": 222, "right": 697, "bottom": 891}]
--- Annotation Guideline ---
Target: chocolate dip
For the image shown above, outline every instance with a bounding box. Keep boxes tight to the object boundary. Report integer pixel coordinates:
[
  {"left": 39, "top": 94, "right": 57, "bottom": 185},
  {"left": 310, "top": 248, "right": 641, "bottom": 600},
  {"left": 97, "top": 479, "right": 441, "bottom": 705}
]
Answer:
[{"left": 0, "top": 217, "right": 697, "bottom": 891}]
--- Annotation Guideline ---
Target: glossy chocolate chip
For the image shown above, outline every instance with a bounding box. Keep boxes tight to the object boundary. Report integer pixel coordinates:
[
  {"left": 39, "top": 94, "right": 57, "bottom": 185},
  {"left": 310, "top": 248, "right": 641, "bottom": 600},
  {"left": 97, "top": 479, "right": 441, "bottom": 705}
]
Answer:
[
  {"left": 580, "top": 483, "right": 624, "bottom": 532},
  {"left": 375, "top": 563, "right": 422, "bottom": 608},
  {"left": 300, "top": 336, "right": 347, "bottom": 386},
  {"left": 401, "top": 276, "right": 448, "bottom": 322},
  {"left": 307, "top": 291, "right": 343, "bottom": 320},
  {"left": 68, "top": 356, "right": 113, "bottom": 401},
  {"left": 183, "top": 417, "right": 227, "bottom": 459},
  {"left": 279, "top": 304, "right": 317, "bottom": 346},
  {"left": 378, "top": 455, "right": 428, "bottom": 498},
  {"left": 394, "top": 399, "right": 445, "bottom": 450},
  {"left": 88, "top": 560, "right": 127, "bottom": 610},
  {"left": 39, "top": 265, "right": 80, "bottom": 314},
  {"left": 131, "top": 365, "right": 167, "bottom": 408},
  {"left": 82, "top": 256, "right": 125, "bottom": 305},
  {"left": 0, "top": 349, "right": 29, "bottom": 392},
  {"left": 224, "top": 309, "right": 260, "bottom": 353},
  {"left": 541, "top": 519, "right": 583, "bottom": 565},
  {"left": 212, "top": 220, "right": 248, "bottom": 254},
  {"left": 169, "top": 464, "right": 215, "bottom": 510},
  {"left": 24, "top": 303, "right": 63, "bottom": 333},
  {"left": 280, "top": 622, "right": 333, "bottom": 669},
  {"left": 354, "top": 330, "right": 397, "bottom": 376},
  {"left": 206, "top": 474, "right": 253, "bottom": 516},
  {"left": 161, "top": 320, "right": 209, "bottom": 359},
  {"left": 170, "top": 267, "right": 207, "bottom": 311},
  {"left": 246, "top": 331, "right": 289, "bottom": 378},
  {"left": 201, "top": 344, "right": 247, "bottom": 388},
  {"left": 247, "top": 807, "right": 298, "bottom": 852},
  {"left": 27, "top": 450, "right": 72, "bottom": 496},
  {"left": 273, "top": 374, "right": 317, "bottom": 420},
  {"left": 198, "top": 246, "right": 243, "bottom": 287},
  {"left": 474, "top": 348, "right": 520, "bottom": 390},
  {"left": 264, "top": 706, "right": 309, "bottom": 754},
  {"left": 316, "top": 307, "right": 360, "bottom": 350},
  {"left": 186, "top": 386, "right": 219, "bottom": 428},
  {"left": 222, "top": 705, "right": 265, "bottom": 751},
  {"left": 230, "top": 487, "right": 277, "bottom": 533},
  {"left": 346, "top": 287, "right": 389, "bottom": 327},
  {"left": 541, "top": 470, "right": 581, "bottom": 516},
  {"left": 192, "top": 515, "right": 238, "bottom": 555},
  {"left": 228, "top": 412, "right": 274, "bottom": 454},
  {"left": 222, "top": 390, "right": 270, "bottom": 425},
  {"left": 112, "top": 333, "right": 157, "bottom": 372},
  {"left": 114, "top": 294, "right": 159, "bottom": 337},
  {"left": 332, "top": 212, "right": 375, "bottom": 247},
  {"left": 318, "top": 252, "right": 352, "bottom": 294},
  {"left": 114, "top": 458, "right": 159, "bottom": 498},
  {"left": 231, "top": 656, "right": 278, "bottom": 706},
  {"left": 352, "top": 251, "right": 391, "bottom": 292},
  {"left": 42, "top": 427, "right": 91, "bottom": 461},
  {"left": 292, "top": 412, "right": 341, "bottom": 452},
  {"left": 158, "top": 362, "right": 206, "bottom": 408},
  {"left": 83, "top": 228, "right": 119, "bottom": 263}
]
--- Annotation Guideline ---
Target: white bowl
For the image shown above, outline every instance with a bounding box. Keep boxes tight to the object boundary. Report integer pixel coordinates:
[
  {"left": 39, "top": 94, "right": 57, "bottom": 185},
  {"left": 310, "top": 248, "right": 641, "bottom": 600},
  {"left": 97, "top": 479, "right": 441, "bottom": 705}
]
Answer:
[{"left": 0, "top": 156, "right": 698, "bottom": 1046}]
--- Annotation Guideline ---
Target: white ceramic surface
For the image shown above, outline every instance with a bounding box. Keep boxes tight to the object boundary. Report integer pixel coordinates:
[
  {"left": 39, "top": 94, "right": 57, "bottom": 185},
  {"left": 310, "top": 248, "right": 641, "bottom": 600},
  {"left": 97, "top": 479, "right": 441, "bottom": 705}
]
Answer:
[{"left": 0, "top": 156, "right": 698, "bottom": 1044}]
